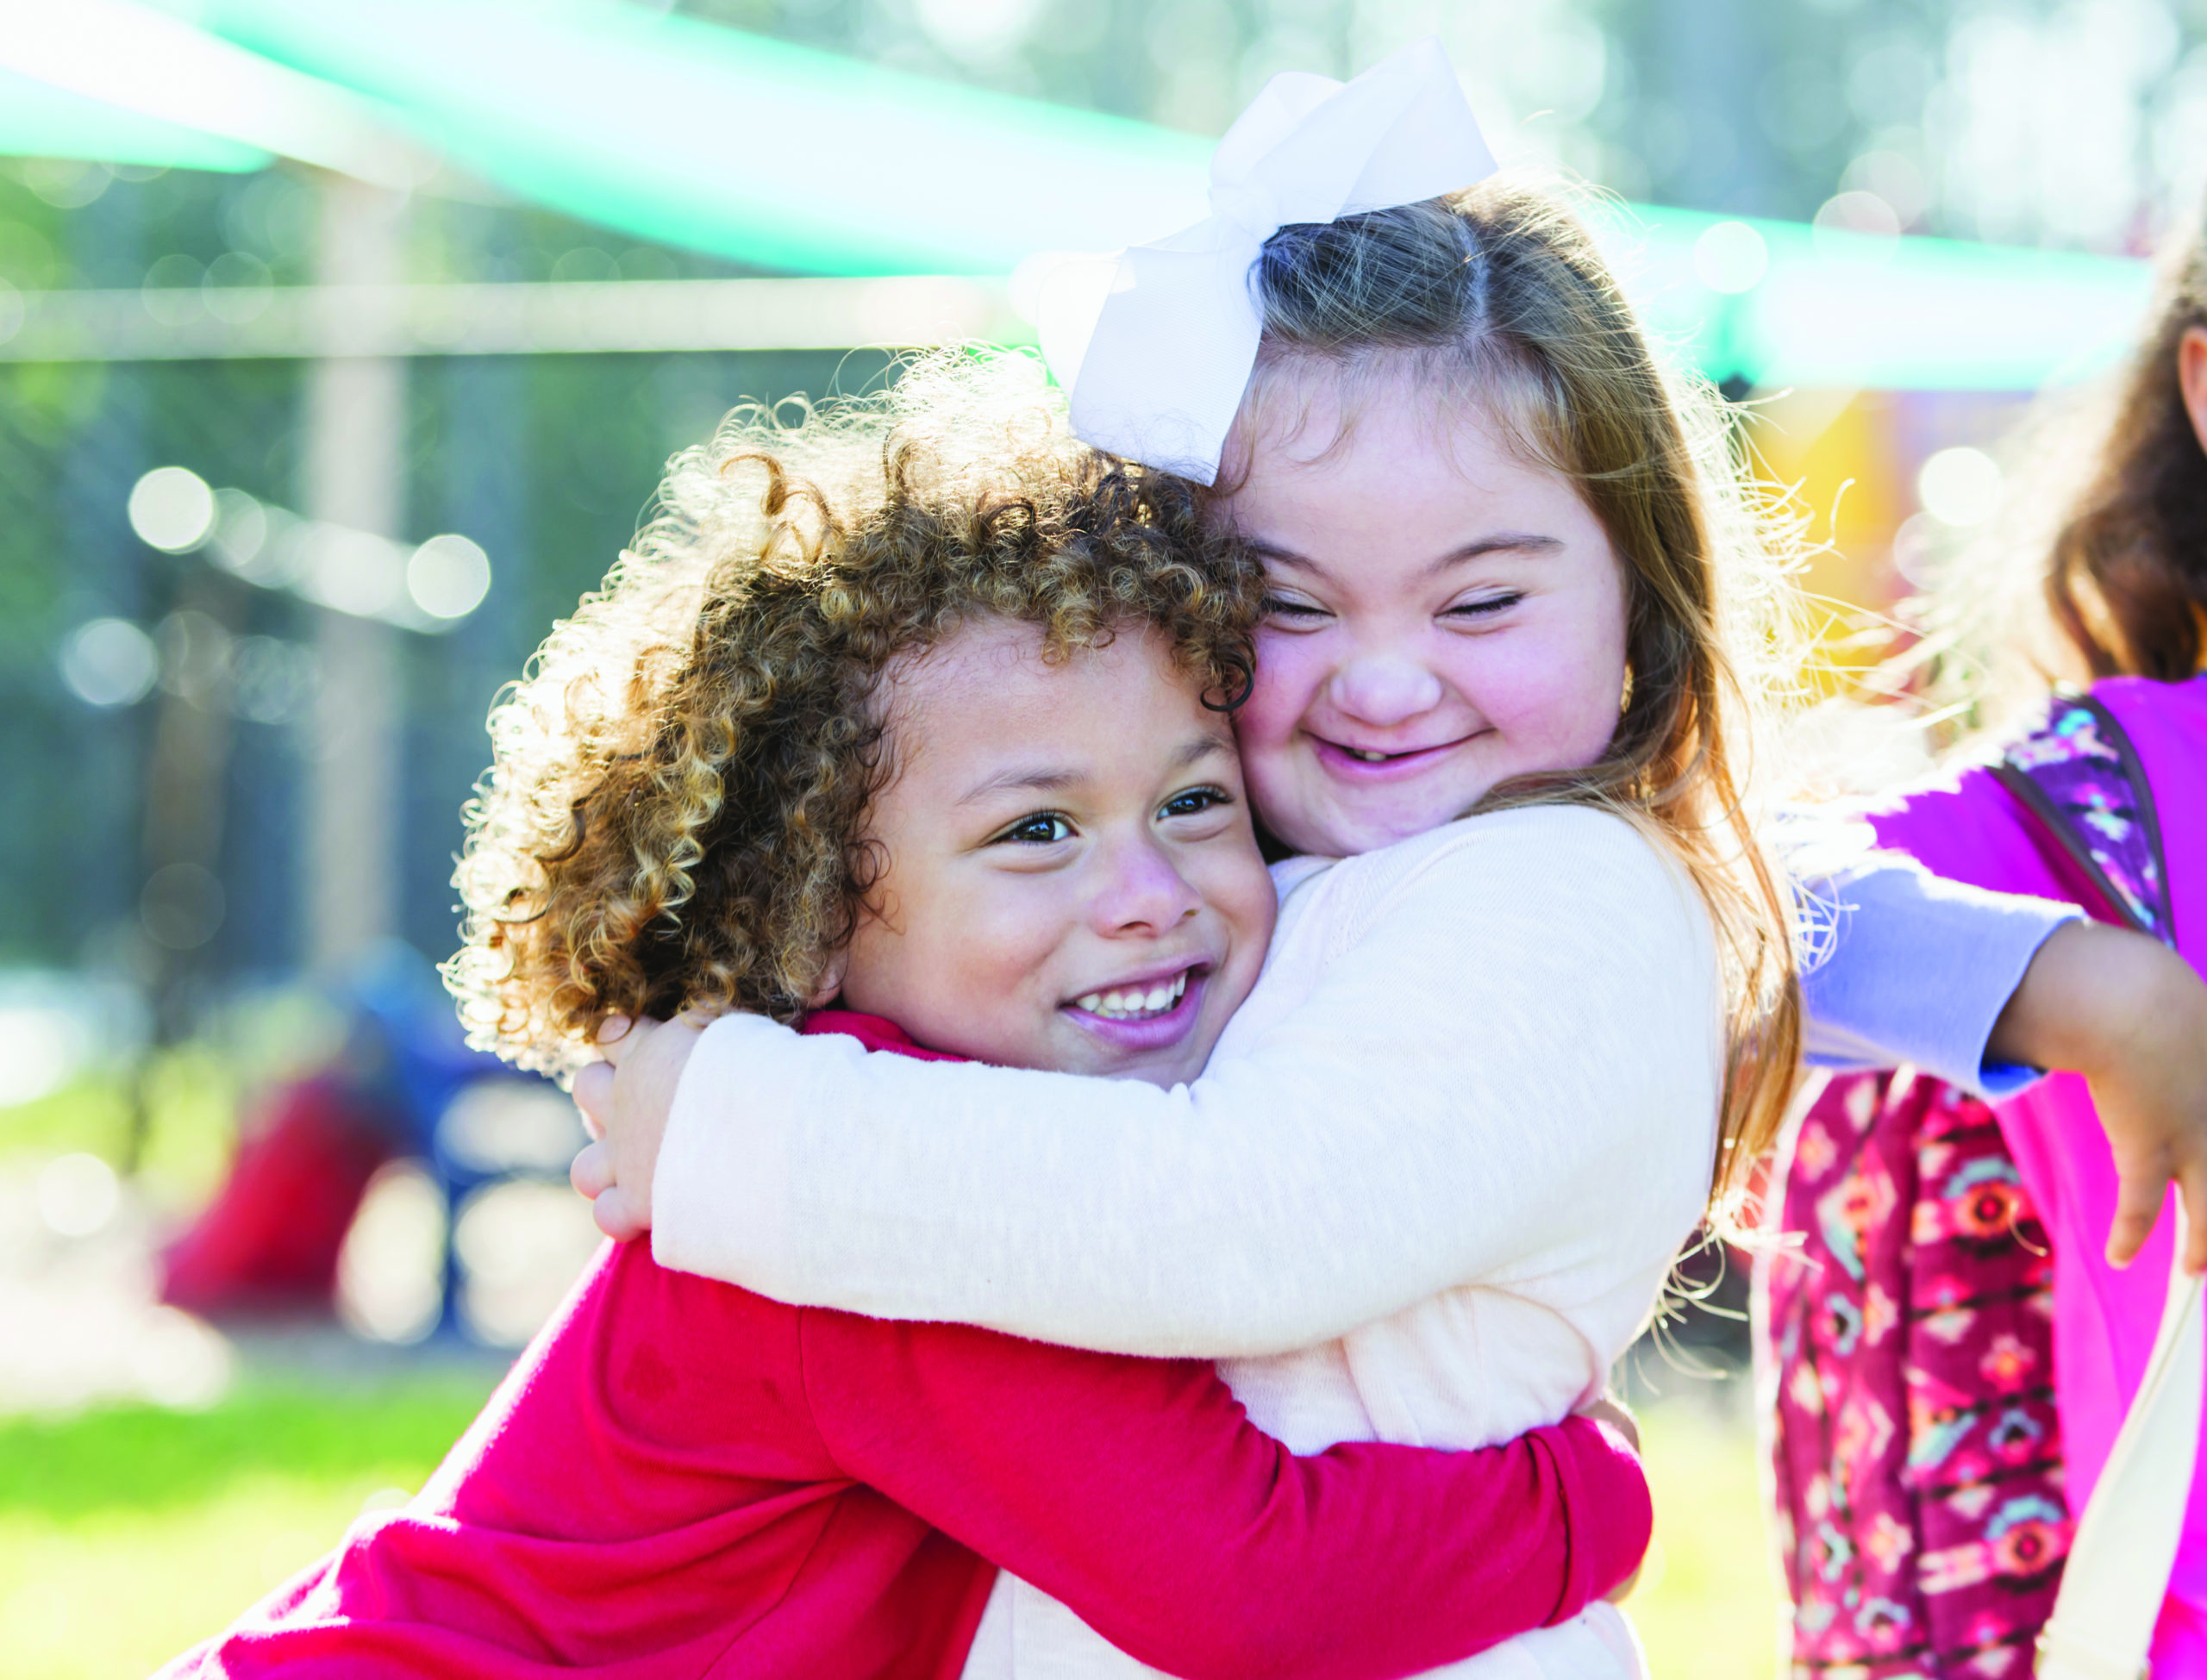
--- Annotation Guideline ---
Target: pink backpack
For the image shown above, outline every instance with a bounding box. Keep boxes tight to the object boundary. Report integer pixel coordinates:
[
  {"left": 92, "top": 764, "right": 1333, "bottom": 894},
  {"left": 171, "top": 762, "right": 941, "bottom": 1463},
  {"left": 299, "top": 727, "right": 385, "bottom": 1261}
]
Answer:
[{"left": 1760, "top": 691, "right": 2176, "bottom": 1677}]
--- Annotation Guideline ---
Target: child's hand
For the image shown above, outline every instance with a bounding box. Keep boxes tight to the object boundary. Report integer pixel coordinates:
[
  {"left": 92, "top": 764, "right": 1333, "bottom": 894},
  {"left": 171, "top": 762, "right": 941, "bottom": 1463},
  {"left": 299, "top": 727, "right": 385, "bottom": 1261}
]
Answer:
[
  {"left": 568, "top": 1015, "right": 705, "bottom": 1242},
  {"left": 1576, "top": 1395, "right": 1645, "bottom": 1601},
  {"left": 1987, "top": 920, "right": 2207, "bottom": 1273},
  {"left": 1577, "top": 1393, "right": 1639, "bottom": 1455}
]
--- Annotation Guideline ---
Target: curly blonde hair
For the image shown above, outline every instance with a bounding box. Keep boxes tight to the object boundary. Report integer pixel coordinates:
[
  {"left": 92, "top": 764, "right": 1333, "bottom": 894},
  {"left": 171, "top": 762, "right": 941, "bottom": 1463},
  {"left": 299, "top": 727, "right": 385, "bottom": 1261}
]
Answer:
[{"left": 447, "top": 352, "right": 1261, "bottom": 1077}]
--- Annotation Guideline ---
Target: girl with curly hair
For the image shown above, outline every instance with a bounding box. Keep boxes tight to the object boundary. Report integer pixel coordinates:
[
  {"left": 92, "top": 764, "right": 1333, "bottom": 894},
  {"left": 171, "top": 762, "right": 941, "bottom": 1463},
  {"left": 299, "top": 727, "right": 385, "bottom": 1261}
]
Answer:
[
  {"left": 576, "top": 44, "right": 2207, "bottom": 1680},
  {"left": 158, "top": 356, "right": 1654, "bottom": 1680}
]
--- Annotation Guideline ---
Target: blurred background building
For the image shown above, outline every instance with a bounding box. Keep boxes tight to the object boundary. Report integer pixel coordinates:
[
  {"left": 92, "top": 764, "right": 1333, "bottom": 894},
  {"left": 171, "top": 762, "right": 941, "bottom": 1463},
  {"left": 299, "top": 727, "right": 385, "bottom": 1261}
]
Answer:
[{"left": 0, "top": 3, "right": 2198, "bottom": 1676}]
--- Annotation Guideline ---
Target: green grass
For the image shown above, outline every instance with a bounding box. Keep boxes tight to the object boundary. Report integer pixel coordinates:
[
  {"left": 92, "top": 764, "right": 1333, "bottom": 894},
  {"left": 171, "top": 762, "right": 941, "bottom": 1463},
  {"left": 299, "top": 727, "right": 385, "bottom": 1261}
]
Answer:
[
  {"left": 1629, "top": 1401, "right": 1785, "bottom": 1679},
  {"left": 3, "top": 1049, "right": 241, "bottom": 1214},
  {"left": 0, "top": 1378, "right": 1784, "bottom": 1680},
  {"left": 0, "top": 1378, "right": 499, "bottom": 1680},
  {"left": 0, "top": 1381, "right": 503, "bottom": 1519}
]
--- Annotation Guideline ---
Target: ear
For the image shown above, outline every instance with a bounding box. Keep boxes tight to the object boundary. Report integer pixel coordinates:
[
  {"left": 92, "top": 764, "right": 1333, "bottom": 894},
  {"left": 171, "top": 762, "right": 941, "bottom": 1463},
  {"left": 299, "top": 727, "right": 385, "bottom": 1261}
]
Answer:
[
  {"left": 2179, "top": 325, "right": 2207, "bottom": 458},
  {"left": 805, "top": 953, "right": 847, "bottom": 1009}
]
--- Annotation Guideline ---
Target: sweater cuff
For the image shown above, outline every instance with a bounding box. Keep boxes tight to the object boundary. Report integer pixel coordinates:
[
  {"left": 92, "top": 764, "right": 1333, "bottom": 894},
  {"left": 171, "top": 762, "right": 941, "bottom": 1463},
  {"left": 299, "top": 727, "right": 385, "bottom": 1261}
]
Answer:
[
  {"left": 1541, "top": 1415, "right": 1654, "bottom": 1624},
  {"left": 648, "top": 1011, "right": 803, "bottom": 1288}
]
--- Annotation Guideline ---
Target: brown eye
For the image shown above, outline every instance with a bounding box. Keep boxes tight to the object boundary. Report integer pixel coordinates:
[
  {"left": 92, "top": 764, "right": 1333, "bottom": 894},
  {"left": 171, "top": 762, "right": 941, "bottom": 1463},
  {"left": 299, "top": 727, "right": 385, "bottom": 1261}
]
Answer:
[
  {"left": 1159, "top": 787, "right": 1230, "bottom": 821},
  {"left": 996, "top": 813, "right": 1073, "bottom": 845}
]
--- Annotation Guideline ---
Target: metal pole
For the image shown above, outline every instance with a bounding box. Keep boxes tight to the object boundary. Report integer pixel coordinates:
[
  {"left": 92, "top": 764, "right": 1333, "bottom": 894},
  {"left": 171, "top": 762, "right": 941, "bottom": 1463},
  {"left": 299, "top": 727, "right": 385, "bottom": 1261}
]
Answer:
[{"left": 303, "top": 174, "right": 406, "bottom": 970}]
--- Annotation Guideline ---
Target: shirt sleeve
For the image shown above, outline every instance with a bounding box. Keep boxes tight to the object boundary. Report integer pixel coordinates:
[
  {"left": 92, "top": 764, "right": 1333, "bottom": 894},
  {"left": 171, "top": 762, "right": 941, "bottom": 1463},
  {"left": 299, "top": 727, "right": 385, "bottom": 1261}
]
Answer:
[
  {"left": 653, "top": 808, "right": 1718, "bottom": 1357},
  {"left": 799, "top": 1308, "right": 1649, "bottom": 1680},
  {"left": 1788, "top": 829, "right": 2079, "bottom": 1099}
]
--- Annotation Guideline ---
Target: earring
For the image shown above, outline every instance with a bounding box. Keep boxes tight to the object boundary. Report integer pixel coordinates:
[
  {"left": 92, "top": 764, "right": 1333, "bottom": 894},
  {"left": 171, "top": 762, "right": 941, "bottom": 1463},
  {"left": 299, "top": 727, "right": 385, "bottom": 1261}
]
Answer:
[{"left": 1619, "top": 663, "right": 1635, "bottom": 715}]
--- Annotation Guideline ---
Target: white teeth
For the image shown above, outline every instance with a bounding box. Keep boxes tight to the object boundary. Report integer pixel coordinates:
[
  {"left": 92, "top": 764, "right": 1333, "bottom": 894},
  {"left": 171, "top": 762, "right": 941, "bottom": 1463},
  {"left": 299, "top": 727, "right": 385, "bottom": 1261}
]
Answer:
[
  {"left": 1078, "top": 971, "right": 1192, "bottom": 1021},
  {"left": 1348, "top": 747, "right": 1388, "bottom": 762}
]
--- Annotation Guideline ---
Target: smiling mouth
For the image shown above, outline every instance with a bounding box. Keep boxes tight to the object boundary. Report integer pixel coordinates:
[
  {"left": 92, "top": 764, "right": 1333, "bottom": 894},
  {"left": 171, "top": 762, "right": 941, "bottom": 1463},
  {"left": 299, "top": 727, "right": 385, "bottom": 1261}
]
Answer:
[
  {"left": 1072, "top": 967, "right": 1193, "bottom": 1022},
  {"left": 1320, "top": 735, "right": 1473, "bottom": 765}
]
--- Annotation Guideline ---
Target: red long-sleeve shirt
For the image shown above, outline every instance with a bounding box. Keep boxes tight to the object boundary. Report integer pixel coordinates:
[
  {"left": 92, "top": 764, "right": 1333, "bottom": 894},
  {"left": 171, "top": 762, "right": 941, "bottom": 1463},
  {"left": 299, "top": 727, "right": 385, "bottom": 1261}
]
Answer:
[{"left": 162, "top": 1013, "right": 1650, "bottom": 1680}]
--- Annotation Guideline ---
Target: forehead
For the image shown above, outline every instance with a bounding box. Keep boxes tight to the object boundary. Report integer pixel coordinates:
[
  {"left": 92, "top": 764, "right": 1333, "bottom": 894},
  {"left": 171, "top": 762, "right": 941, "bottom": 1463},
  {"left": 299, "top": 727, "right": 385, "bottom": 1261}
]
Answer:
[
  {"left": 1226, "top": 378, "right": 1594, "bottom": 544},
  {"left": 1229, "top": 358, "right": 1565, "bottom": 497},
  {"left": 878, "top": 617, "right": 1226, "bottom": 771}
]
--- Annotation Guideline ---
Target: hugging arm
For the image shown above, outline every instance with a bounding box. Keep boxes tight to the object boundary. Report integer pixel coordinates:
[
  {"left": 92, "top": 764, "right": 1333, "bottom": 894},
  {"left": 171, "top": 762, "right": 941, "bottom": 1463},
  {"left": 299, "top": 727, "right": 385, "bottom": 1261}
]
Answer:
[
  {"left": 603, "top": 808, "right": 2205, "bottom": 1350},
  {"left": 801, "top": 1308, "right": 1648, "bottom": 1680},
  {"left": 651, "top": 811, "right": 1716, "bottom": 1355}
]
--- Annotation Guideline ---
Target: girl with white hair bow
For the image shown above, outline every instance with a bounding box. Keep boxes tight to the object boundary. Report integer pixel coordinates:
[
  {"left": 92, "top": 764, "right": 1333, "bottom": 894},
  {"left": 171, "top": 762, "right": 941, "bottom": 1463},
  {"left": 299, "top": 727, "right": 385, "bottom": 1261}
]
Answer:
[{"left": 578, "top": 39, "right": 2207, "bottom": 1680}]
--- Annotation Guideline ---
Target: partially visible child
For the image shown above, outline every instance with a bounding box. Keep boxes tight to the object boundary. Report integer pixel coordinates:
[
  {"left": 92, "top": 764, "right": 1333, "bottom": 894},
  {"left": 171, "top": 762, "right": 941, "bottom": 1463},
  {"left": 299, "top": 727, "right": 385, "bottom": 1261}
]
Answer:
[
  {"left": 158, "top": 365, "right": 1649, "bottom": 1680},
  {"left": 1766, "top": 201, "right": 2207, "bottom": 1677},
  {"left": 572, "top": 44, "right": 2207, "bottom": 1680}
]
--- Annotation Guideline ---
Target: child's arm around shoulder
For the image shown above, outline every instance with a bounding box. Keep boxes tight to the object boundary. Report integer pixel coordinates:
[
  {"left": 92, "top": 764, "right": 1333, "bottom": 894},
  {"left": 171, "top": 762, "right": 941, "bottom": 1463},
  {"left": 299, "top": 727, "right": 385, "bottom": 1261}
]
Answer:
[
  {"left": 797, "top": 1307, "right": 1650, "bottom": 1680},
  {"left": 1796, "top": 848, "right": 2079, "bottom": 1095},
  {"left": 1791, "top": 813, "right": 2207, "bottom": 1272},
  {"left": 580, "top": 806, "right": 1719, "bottom": 1357}
]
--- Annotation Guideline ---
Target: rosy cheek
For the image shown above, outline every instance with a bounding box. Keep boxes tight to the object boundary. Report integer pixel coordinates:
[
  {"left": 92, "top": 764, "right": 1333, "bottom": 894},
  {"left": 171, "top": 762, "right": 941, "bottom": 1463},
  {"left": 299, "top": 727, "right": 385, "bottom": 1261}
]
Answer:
[
  {"left": 1242, "top": 634, "right": 1323, "bottom": 735},
  {"left": 1228, "top": 648, "right": 1287, "bottom": 750},
  {"left": 1463, "top": 625, "right": 1622, "bottom": 759}
]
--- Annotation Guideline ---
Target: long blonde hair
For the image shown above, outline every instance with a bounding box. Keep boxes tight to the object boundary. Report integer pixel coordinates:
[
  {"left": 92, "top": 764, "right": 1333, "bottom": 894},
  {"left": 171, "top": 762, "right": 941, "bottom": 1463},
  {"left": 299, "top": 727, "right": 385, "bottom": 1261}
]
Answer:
[{"left": 1236, "top": 179, "right": 1806, "bottom": 1211}]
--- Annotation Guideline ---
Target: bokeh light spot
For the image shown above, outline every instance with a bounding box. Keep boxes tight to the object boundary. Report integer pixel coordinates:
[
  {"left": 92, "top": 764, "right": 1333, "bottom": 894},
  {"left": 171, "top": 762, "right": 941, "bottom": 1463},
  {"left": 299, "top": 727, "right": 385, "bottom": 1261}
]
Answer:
[
  {"left": 141, "top": 862, "right": 227, "bottom": 951},
  {"left": 128, "top": 466, "right": 217, "bottom": 553},
  {"left": 1917, "top": 446, "right": 2002, "bottom": 526},
  {"left": 407, "top": 534, "right": 492, "bottom": 620},
  {"left": 914, "top": 0, "right": 1041, "bottom": 62},
  {"left": 1811, "top": 190, "right": 1902, "bottom": 264},
  {"left": 1693, "top": 221, "right": 1769, "bottom": 294},
  {"left": 38, "top": 1152, "right": 119, "bottom": 1238},
  {"left": 59, "top": 617, "right": 159, "bottom": 708},
  {"left": 337, "top": 1159, "right": 447, "bottom": 1345}
]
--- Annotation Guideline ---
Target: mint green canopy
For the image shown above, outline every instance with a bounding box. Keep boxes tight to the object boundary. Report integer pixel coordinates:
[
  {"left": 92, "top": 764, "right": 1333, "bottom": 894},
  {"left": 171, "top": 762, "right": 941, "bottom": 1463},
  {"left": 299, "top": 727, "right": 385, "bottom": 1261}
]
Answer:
[
  {"left": 0, "top": 66, "right": 268, "bottom": 172},
  {"left": 143, "top": 0, "right": 1216, "bottom": 274},
  {"left": 15, "top": 0, "right": 2160, "bottom": 390}
]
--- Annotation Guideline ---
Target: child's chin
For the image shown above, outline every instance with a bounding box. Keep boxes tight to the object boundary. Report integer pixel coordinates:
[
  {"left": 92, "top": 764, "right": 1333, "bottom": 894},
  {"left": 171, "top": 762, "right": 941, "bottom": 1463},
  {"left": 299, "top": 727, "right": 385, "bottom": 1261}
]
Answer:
[
  {"left": 1317, "top": 789, "right": 1486, "bottom": 854},
  {"left": 1052, "top": 1022, "right": 1212, "bottom": 1087},
  {"left": 1113, "top": 1055, "right": 1207, "bottom": 1089}
]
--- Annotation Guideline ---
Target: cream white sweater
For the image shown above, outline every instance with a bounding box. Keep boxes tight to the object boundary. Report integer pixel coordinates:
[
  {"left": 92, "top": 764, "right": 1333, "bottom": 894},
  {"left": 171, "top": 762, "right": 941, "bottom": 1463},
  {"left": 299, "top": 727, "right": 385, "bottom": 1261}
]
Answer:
[{"left": 653, "top": 806, "right": 1722, "bottom": 1678}]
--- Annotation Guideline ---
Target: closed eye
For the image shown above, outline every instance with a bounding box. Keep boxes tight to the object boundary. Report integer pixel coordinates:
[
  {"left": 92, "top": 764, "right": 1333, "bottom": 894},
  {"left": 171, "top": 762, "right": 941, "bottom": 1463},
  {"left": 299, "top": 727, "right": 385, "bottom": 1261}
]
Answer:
[
  {"left": 1445, "top": 591, "right": 1524, "bottom": 620},
  {"left": 991, "top": 812, "right": 1075, "bottom": 845},
  {"left": 1261, "top": 595, "right": 1332, "bottom": 623}
]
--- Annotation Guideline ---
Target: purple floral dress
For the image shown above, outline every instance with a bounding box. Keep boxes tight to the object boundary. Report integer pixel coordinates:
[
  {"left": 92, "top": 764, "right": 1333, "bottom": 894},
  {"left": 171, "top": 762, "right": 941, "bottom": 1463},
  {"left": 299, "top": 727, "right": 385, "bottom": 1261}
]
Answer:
[{"left": 1760, "top": 692, "right": 2173, "bottom": 1678}]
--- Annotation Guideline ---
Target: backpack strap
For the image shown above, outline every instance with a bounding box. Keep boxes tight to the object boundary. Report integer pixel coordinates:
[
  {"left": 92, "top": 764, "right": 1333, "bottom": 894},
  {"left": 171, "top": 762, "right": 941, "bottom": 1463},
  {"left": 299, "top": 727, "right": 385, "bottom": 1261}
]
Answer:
[
  {"left": 1999, "top": 691, "right": 2203, "bottom": 1680},
  {"left": 2037, "top": 1240, "right": 2203, "bottom": 1680},
  {"left": 1991, "top": 690, "right": 2174, "bottom": 946}
]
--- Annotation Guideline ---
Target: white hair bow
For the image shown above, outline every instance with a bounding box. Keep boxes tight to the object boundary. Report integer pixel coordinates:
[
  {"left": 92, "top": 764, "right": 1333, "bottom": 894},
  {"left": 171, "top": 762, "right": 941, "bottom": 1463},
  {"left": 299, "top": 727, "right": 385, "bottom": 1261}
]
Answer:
[{"left": 1034, "top": 38, "right": 1497, "bottom": 485}]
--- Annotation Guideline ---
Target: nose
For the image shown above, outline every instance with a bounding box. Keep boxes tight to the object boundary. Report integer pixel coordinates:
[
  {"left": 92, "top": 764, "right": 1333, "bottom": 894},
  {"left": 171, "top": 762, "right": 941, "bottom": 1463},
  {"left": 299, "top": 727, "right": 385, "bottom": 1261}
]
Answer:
[
  {"left": 1091, "top": 830, "right": 1204, "bottom": 936},
  {"left": 1328, "top": 651, "right": 1445, "bottom": 728}
]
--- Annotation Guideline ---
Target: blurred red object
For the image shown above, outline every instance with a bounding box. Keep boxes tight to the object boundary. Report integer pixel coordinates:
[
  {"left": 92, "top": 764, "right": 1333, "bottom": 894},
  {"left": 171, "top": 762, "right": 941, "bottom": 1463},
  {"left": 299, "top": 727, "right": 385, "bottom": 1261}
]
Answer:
[{"left": 160, "top": 1077, "right": 395, "bottom": 1317}]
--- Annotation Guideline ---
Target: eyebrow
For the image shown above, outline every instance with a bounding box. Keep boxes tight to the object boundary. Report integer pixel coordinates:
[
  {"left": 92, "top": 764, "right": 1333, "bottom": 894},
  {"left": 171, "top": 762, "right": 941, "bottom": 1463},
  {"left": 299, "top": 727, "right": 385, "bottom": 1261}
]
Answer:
[
  {"left": 953, "top": 733, "right": 1232, "bottom": 808},
  {"left": 1247, "top": 533, "right": 1564, "bottom": 581}
]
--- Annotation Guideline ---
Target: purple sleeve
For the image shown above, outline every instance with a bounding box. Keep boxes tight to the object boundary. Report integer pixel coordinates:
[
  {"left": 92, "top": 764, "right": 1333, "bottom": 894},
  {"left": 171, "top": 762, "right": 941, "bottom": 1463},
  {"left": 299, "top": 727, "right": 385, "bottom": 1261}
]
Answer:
[{"left": 1788, "top": 804, "right": 2080, "bottom": 1097}]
